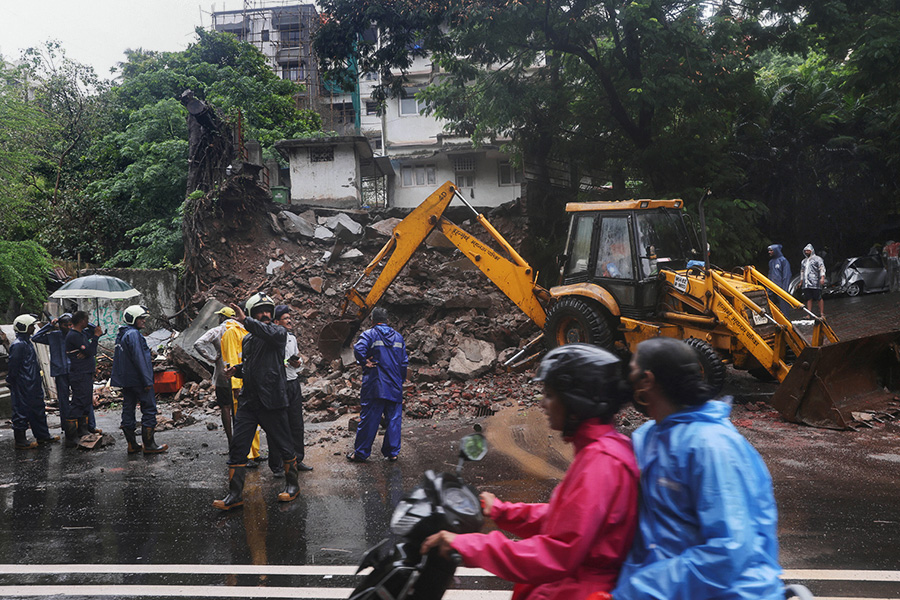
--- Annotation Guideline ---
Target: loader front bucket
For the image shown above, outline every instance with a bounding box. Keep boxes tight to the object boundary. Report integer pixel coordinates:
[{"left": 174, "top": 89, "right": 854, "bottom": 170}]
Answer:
[
  {"left": 318, "top": 319, "right": 359, "bottom": 362},
  {"left": 771, "top": 330, "right": 900, "bottom": 429}
]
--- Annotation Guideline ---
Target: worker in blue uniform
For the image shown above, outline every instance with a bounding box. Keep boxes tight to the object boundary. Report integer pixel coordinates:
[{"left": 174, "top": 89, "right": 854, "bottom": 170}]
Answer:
[
  {"left": 347, "top": 307, "right": 408, "bottom": 462},
  {"left": 8, "top": 314, "right": 58, "bottom": 449}
]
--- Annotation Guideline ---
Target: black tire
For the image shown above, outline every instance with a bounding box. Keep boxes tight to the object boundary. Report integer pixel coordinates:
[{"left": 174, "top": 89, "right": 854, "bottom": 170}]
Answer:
[
  {"left": 544, "top": 297, "right": 613, "bottom": 350},
  {"left": 846, "top": 281, "right": 863, "bottom": 297},
  {"left": 684, "top": 338, "right": 726, "bottom": 396}
]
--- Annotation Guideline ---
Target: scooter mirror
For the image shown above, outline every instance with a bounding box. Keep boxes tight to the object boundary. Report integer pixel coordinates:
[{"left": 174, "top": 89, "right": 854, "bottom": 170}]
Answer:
[{"left": 459, "top": 433, "right": 487, "bottom": 462}]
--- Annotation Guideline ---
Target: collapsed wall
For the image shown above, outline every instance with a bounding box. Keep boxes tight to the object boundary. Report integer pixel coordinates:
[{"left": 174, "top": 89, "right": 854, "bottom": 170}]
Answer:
[{"left": 179, "top": 174, "right": 542, "bottom": 419}]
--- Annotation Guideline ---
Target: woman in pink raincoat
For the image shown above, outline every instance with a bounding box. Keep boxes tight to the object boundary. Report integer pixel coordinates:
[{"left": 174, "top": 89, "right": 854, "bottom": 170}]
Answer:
[{"left": 421, "top": 344, "right": 639, "bottom": 600}]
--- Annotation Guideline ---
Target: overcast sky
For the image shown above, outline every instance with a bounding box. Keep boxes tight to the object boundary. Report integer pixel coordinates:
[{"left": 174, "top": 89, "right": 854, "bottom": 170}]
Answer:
[{"left": 0, "top": 0, "right": 258, "bottom": 79}]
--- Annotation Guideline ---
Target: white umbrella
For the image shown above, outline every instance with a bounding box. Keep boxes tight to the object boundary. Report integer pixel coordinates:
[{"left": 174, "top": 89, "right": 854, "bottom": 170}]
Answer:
[{"left": 50, "top": 275, "right": 141, "bottom": 300}]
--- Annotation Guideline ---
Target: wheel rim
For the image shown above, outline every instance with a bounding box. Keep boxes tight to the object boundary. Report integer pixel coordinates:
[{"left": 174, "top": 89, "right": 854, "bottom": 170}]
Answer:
[
  {"left": 555, "top": 315, "right": 586, "bottom": 345},
  {"left": 848, "top": 283, "right": 861, "bottom": 297}
]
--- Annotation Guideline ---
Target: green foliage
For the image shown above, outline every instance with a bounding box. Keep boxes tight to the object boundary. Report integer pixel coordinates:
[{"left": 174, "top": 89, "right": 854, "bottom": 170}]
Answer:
[
  {"left": 0, "top": 240, "right": 53, "bottom": 312},
  {"left": 104, "top": 203, "right": 186, "bottom": 269}
]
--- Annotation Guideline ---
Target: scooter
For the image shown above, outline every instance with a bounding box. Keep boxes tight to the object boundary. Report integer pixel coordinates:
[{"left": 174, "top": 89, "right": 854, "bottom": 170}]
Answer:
[{"left": 348, "top": 429, "right": 488, "bottom": 600}]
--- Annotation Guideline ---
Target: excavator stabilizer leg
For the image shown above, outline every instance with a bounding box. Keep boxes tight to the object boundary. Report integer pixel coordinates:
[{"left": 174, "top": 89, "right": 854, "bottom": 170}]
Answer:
[{"left": 771, "top": 330, "right": 900, "bottom": 429}]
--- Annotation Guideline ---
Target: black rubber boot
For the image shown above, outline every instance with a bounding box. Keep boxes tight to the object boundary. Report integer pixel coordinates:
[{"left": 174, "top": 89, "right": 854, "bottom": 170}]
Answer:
[
  {"left": 76, "top": 416, "right": 90, "bottom": 437},
  {"left": 122, "top": 427, "right": 142, "bottom": 454},
  {"left": 63, "top": 419, "right": 79, "bottom": 447},
  {"left": 277, "top": 458, "right": 300, "bottom": 502},
  {"left": 14, "top": 429, "right": 38, "bottom": 450},
  {"left": 141, "top": 426, "right": 168, "bottom": 454},
  {"left": 212, "top": 465, "right": 247, "bottom": 510}
]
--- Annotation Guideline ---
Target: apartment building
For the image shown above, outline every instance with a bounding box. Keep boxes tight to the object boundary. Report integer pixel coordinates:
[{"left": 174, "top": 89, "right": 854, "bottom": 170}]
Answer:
[{"left": 211, "top": 3, "right": 522, "bottom": 209}]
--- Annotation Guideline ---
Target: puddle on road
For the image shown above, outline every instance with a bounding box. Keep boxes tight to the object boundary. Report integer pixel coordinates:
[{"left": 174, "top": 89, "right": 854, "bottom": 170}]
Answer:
[{"left": 483, "top": 406, "right": 572, "bottom": 481}]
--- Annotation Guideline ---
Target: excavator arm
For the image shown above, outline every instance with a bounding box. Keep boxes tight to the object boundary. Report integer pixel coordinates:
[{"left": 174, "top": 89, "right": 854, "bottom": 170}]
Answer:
[{"left": 319, "top": 182, "right": 549, "bottom": 360}]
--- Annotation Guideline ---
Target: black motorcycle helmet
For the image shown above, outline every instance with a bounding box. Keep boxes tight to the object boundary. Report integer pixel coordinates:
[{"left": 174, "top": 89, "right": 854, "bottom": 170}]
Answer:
[{"left": 533, "top": 343, "right": 628, "bottom": 436}]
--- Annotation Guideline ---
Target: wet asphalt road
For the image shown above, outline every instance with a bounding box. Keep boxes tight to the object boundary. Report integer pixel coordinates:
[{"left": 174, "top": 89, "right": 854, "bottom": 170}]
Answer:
[{"left": 0, "top": 292, "right": 899, "bottom": 598}]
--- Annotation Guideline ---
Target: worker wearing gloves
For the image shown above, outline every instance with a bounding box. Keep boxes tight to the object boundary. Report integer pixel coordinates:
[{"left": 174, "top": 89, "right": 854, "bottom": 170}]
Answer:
[
  {"left": 9, "top": 314, "right": 59, "bottom": 449},
  {"left": 420, "top": 344, "right": 639, "bottom": 599},
  {"left": 111, "top": 305, "right": 168, "bottom": 455},
  {"left": 611, "top": 337, "right": 782, "bottom": 600},
  {"left": 213, "top": 293, "right": 300, "bottom": 510}
]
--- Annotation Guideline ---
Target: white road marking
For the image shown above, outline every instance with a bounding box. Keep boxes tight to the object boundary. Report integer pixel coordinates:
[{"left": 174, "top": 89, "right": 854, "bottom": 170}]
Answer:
[{"left": 0, "top": 566, "right": 898, "bottom": 599}]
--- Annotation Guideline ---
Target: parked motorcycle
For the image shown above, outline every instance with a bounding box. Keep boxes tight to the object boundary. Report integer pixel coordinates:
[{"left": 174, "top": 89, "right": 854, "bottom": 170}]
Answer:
[{"left": 349, "top": 429, "right": 488, "bottom": 600}]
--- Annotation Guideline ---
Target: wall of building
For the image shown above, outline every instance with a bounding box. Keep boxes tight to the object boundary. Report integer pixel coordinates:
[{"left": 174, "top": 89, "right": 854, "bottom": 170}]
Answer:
[
  {"left": 285, "top": 145, "right": 361, "bottom": 207},
  {"left": 391, "top": 150, "right": 522, "bottom": 209}
]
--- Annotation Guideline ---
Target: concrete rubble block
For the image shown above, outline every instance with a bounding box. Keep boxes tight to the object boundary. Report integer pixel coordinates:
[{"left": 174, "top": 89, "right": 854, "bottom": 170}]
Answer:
[
  {"left": 169, "top": 345, "right": 212, "bottom": 383},
  {"left": 448, "top": 338, "right": 497, "bottom": 379},
  {"left": 325, "top": 213, "right": 364, "bottom": 239},
  {"left": 368, "top": 218, "right": 402, "bottom": 238},
  {"left": 268, "top": 213, "right": 284, "bottom": 234},
  {"left": 425, "top": 229, "right": 455, "bottom": 249},
  {"left": 309, "top": 277, "right": 324, "bottom": 293},
  {"left": 266, "top": 259, "right": 285, "bottom": 275},
  {"left": 340, "top": 249, "right": 364, "bottom": 260},
  {"left": 279, "top": 211, "right": 316, "bottom": 237},
  {"left": 315, "top": 226, "right": 335, "bottom": 240}
]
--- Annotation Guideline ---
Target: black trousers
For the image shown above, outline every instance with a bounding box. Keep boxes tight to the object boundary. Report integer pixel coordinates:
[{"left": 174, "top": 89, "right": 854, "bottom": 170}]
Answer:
[
  {"left": 68, "top": 371, "right": 93, "bottom": 418},
  {"left": 228, "top": 398, "right": 295, "bottom": 466},
  {"left": 269, "top": 378, "right": 305, "bottom": 471}
]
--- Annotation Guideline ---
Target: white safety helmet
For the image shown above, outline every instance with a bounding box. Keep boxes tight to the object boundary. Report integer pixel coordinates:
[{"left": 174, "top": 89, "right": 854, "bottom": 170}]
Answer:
[
  {"left": 13, "top": 314, "right": 38, "bottom": 334},
  {"left": 245, "top": 292, "right": 275, "bottom": 318},
  {"left": 123, "top": 304, "right": 150, "bottom": 325}
]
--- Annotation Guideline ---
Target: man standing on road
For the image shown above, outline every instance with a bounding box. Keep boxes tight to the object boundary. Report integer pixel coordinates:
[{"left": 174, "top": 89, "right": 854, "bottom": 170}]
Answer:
[
  {"left": 800, "top": 243, "right": 826, "bottom": 318},
  {"left": 267, "top": 305, "right": 313, "bottom": 476},
  {"left": 347, "top": 307, "right": 408, "bottom": 463},
  {"left": 111, "top": 305, "right": 168, "bottom": 455},
  {"left": 766, "top": 244, "right": 792, "bottom": 314},
  {"left": 220, "top": 306, "right": 263, "bottom": 466},
  {"left": 194, "top": 307, "right": 239, "bottom": 445},
  {"left": 64, "top": 311, "right": 101, "bottom": 442},
  {"left": 612, "top": 337, "right": 783, "bottom": 600},
  {"left": 32, "top": 313, "right": 73, "bottom": 439},
  {"left": 9, "top": 314, "right": 59, "bottom": 449},
  {"left": 213, "top": 293, "right": 300, "bottom": 511}
]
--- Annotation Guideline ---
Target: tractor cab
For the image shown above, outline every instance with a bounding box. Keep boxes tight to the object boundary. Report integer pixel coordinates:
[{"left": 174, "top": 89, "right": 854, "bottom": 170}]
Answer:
[{"left": 559, "top": 199, "right": 702, "bottom": 318}]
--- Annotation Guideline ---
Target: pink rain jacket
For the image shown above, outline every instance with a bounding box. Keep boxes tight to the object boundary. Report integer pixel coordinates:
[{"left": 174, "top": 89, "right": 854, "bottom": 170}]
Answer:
[{"left": 451, "top": 419, "right": 639, "bottom": 600}]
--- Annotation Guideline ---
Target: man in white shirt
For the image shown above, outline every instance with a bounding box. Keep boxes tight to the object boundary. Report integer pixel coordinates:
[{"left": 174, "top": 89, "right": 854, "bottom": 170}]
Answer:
[
  {"left": 270, "top": 305, "right": 312, "bottom": 472},
  {"left": 193, "top": 307, "right": 238, "bottom": 444}
]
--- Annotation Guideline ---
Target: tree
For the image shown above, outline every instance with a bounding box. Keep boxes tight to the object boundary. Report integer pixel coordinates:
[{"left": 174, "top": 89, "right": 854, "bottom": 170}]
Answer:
[{"left": 0, "top": 240, "right": 53, "bottom": 317}]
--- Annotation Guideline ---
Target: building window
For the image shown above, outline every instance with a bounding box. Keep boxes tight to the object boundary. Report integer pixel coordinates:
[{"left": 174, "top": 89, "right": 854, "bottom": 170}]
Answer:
[
  {"left": 261, "top": 29, "right": 270, "bottom": 42},
  {"left": 309, "top": 147, "right": 334, "bottom": 163},
  {"left": 281, "top": 61, "right": 306, "bottom": 82},
  {"left": 455, "top": 173, "right": 476, "bottom": 188},
  {"left": 333, "top": 102, "right": 356, "bottom": 124},
  {"left": 281, "top": 27, "right": 301, "bottom": 47},
  {"left": 400, "top": 96, "right": 422, "bottom": 116},
  {"left": 361, "top": 71, "right": 378, "bottom": 81},
  {"left": 400, "top": 164, "right": 436, "bottom": 187},
  {"left": 498, "top": 161, "right": 523, "bottom": 185},
  {"left": 453, "top": 156, "right": 476, "bottom": 173},
  {"left": 365, "top": 101, "right": 380, "bottom": 116}
]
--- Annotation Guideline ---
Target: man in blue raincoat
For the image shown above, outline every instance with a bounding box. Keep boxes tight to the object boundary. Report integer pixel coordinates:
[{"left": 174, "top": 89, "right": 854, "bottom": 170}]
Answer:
[
  {"left": 767, "top": 243, "right": 792, "bottom": 314},
  {"left": 32, "top": 313, "right": 73, "bottom": 439},
  {"left": 347, "top": 307, "right": 408, "bottom": 462},
  {"left": 111, "top": 305, "right": 168, "bottom": 455},
  {"left": 9, "top": 314, "right": 58, "bottom": 449},
  {"left": 612, "top": 337, "right": 783, "bottom": 600}
]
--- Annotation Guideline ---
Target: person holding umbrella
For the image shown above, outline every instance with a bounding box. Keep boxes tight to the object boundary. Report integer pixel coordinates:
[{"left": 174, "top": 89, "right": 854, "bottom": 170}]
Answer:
[
  {"left": 64, "top": 311, "right": 102, "bottom": 441},
  {"left": 111, "top": 305, "right": 168, "bottom": 454}
]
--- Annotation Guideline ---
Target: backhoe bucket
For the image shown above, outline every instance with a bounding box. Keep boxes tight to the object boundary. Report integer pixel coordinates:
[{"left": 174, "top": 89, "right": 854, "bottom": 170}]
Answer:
[
  {"left": 771, "top": 330, "right": 900, "bottom": 429},
  {"left": 319, "top": 319, "right": 359, "bottom": 362}
]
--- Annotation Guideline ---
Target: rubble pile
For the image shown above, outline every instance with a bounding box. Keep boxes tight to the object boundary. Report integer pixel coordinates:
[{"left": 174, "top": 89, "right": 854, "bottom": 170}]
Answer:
[{"left": 172, "top": 176, "right": 545, "bottom": 421}]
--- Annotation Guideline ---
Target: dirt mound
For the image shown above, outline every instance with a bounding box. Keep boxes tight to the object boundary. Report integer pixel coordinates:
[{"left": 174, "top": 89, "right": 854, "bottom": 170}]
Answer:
[{"left": 179, "top": 176, "right": 543, "bottom": 419}]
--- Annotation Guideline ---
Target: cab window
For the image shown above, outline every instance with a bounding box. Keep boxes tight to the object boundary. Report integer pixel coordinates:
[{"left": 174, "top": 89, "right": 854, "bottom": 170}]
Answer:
[
  {"left": 566, "top": 215, "right": 594, "bottom": 276},
  {"left": 596, "top": 217, "right": 633, "bottom": 279}
]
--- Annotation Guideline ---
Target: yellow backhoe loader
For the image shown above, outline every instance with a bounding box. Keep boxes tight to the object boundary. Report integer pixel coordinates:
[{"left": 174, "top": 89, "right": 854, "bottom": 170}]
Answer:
[{"left": 320, "top": 182, "right": 900, "bottom": 429}]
